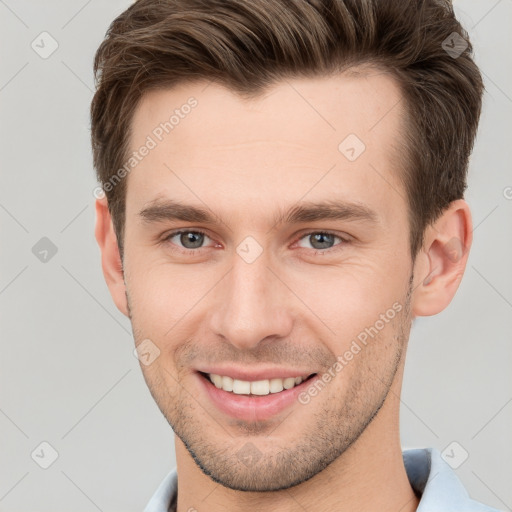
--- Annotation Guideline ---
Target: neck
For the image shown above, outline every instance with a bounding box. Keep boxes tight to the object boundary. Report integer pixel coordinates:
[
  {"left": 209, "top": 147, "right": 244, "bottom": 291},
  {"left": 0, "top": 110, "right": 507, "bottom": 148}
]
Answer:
[{"left": 175, "top": 367, "right": 419, "bottom": 512}]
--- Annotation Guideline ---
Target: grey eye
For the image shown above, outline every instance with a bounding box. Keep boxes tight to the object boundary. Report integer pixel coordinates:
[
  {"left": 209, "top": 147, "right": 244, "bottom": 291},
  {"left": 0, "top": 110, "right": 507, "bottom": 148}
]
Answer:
[
  {"left": 298, "top": 232, "right": 340, "bottom": 250},
  {"left": 172, "top": 231, "right": 207, "bottom": 249}
]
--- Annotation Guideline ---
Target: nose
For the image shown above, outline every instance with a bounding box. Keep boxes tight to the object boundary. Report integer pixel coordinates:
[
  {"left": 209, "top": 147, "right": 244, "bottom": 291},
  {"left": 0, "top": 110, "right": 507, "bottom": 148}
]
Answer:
[{"left": 209, "top": 249, "right": 294, "bottom": 351}]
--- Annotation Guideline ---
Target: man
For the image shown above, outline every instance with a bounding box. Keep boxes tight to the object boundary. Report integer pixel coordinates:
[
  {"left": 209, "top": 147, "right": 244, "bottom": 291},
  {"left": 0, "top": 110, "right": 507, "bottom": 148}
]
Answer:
[{"left": 91, "top": 0, "right": 500, "bottom": 510}]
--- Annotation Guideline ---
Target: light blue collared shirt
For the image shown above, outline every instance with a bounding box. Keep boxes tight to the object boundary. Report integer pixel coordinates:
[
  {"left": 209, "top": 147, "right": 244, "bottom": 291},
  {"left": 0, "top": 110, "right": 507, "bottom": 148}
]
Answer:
[{"left": 144, "top": 447, "right": 502, "bottom": 512}]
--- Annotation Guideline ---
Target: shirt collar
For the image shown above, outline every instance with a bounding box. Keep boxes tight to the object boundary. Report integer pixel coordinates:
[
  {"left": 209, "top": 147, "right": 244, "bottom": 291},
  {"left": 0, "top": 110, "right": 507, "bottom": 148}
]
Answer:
[{"left": 404, "top": 448, "right": 501, "bottom": 512}]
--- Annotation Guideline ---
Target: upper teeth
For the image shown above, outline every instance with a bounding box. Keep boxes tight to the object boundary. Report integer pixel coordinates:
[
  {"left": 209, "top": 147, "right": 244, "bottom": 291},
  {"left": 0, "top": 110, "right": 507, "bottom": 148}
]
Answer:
[{"left": 208, "top": 374, "right": 306, "bottom": 395}]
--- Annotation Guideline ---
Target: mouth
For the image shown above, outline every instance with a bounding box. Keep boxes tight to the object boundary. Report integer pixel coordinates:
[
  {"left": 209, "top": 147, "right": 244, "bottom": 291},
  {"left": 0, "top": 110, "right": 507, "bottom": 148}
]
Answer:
[{"left": 196, "top": 370, "right": 318, "bottom": 422}]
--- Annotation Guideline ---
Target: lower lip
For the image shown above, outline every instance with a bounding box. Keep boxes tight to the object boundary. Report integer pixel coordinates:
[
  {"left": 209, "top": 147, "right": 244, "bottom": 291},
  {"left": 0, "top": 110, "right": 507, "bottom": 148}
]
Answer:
[{"left": 197, "top": 373, "right": 316, "bottom": 422}]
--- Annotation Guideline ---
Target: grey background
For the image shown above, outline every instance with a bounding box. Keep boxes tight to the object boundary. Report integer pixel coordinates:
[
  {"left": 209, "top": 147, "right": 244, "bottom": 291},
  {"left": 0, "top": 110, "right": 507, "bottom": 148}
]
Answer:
[{"left": 0, "top": 0, "right": 511, "bottom": 510}]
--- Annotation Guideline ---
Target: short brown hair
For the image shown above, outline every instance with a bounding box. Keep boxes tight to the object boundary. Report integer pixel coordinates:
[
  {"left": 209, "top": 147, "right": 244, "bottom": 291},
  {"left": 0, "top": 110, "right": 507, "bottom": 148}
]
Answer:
[{"left": 91, "top": 0, "right": 484, "bottom": 260}]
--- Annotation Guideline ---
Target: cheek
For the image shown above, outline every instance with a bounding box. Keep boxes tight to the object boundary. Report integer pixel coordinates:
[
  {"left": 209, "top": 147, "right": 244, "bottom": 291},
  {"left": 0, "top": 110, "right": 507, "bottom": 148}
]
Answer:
[
  {"left": 125, "top": 264, "right": 175, "bottom": 337},
  {"left": 289, "top": 259, "right": 408, "bottom": 346},
  {"left": 125, "top": 260, "right": 217, "bottom": 352}
]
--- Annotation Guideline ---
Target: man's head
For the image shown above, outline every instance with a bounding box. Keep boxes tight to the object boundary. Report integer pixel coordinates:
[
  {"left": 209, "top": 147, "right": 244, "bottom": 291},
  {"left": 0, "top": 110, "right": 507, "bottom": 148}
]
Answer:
[{"left": 92, "top": 0, "right": 483, "bottom": 493}]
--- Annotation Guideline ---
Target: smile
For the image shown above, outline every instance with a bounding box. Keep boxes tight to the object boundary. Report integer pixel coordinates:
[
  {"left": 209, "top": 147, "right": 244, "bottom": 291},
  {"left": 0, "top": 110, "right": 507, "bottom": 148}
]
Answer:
[{"left": 197, "top": 371, "right": 318, "bottom": 421}]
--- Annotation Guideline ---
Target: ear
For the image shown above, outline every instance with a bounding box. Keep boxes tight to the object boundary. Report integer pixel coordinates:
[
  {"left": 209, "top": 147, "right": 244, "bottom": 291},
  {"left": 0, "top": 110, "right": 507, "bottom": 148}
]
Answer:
[
  {"left": 94, "top": 197, "right": 129, "bottom": 317},
  {"left": 411, "top": 199, "right": 472, "bottom": 317}
]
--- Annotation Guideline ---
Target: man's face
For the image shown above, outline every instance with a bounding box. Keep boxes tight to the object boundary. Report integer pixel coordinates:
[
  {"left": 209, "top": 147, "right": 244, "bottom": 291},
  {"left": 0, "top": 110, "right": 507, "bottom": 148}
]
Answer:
[{"left": 122, "top": 70, "right": 415, "bottom": 491}]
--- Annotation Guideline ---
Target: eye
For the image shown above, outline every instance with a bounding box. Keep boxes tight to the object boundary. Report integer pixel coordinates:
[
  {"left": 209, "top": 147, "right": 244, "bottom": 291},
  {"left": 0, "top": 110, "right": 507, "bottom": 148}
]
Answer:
[
  {"left": 163, "top": 230, "right": 213, "bottom": 251},
  {"left": 295, "top": 231, "right": 348, "bottom": 252}
]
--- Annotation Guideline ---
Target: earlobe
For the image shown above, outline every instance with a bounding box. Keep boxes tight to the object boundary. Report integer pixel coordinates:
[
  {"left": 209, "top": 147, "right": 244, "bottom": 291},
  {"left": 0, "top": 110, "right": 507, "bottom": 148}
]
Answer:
[
  {"left": 411, "top": 199, "right": 472, "bottom": 317},
  {"left": 94, "top": 197, "right": 129, "bottom": 317}
]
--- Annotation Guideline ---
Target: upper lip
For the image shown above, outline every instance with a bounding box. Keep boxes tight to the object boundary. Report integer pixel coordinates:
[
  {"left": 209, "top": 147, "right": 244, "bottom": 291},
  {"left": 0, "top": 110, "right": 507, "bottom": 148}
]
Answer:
[{"left": 196, "top": 366, "right": 317, "bottom": 382}]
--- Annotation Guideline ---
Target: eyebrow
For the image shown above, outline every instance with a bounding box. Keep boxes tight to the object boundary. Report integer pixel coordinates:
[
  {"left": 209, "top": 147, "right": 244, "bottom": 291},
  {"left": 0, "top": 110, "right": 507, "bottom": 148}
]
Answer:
[{"left": 138, "top": 198, "right": 380, "bottom": 228}]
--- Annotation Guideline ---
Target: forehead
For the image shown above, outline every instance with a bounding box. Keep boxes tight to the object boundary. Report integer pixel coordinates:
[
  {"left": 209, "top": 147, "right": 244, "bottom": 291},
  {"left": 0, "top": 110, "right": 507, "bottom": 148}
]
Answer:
[
  {"left": 132, "top": 67, "right": 404, "bottom": 147},
  {"left": 125, "top": 68, "right": 407, "bottom": 229}
]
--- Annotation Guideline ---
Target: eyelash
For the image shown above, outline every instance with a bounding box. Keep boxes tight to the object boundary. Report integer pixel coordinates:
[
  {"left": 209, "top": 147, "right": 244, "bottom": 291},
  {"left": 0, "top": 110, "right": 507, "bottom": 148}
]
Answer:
[{"left": 161, "top": 229, "right": 350, "bottom": 256}]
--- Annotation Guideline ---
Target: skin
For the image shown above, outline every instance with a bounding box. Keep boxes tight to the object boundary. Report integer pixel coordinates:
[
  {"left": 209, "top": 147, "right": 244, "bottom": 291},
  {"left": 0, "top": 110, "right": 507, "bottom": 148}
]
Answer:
[{"left": 95, "top": 68, "right": 472, "bottom": 512}]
